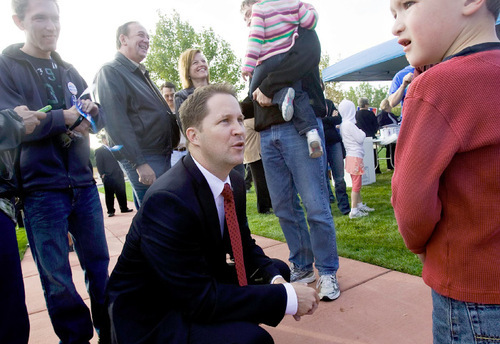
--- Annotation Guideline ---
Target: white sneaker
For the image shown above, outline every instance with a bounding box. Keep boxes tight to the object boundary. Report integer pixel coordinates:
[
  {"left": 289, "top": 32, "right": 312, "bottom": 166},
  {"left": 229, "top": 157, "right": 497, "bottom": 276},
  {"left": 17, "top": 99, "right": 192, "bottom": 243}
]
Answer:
[
  {"left": 317, "top": 274, "right": 340, "bottom": 301},
  {"left": 349, "top": 209, "right": 368, "bottom": 219},
  {"left": 358, "top": 203, "right": 375, "bottom": 212},
  {"left": 306, "top": 129, "right": 323, "bottom": 158},
  {"left": 281, "top": 88, "right": 295, "bottom": 121}
]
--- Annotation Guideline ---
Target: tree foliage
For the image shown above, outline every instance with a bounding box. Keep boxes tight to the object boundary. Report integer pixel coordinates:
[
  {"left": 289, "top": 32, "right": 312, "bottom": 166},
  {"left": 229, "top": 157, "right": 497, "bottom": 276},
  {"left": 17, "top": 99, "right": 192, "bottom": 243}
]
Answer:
[
  {"left": 343, "top": 82, "right": 389, "bottom": 111},
  {"left": 320, "top": 53, "right": 345, "bottom": 105},
  {"left": 144, "top": 11, "right": 243, "bottom": 93}
]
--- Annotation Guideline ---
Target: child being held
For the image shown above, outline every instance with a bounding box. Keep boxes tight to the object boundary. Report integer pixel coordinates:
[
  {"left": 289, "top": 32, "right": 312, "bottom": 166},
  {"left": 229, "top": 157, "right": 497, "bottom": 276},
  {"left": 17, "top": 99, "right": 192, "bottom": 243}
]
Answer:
[{"left": 241, "top": 0, "right": 323, "bottom": 158}]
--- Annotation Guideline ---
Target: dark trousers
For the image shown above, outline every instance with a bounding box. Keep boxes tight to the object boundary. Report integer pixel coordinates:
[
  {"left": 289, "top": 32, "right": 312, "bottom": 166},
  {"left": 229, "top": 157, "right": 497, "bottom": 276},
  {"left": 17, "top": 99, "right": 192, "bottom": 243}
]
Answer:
[
  {"left": 248, "top": 160, "right": 272, "bottom": 214},
  {"left": 103, "top": 176, "right": 128, "bottom": 214},
  {"left": 0, "top": 211, "right": 29, "bottom": 344}
]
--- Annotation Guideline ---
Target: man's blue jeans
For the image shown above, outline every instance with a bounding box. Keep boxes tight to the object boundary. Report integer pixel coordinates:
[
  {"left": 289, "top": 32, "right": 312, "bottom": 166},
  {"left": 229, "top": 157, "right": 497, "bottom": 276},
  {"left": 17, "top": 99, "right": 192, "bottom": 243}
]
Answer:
[
  {"left": 119, "top": 154, "right": 171, "bottom": 209},
  {"left": 325, "top": 142, "right": 350, "bottom": 214},
  {"left": 432, "top": 290, "right": 500, "bottom": 343},
  {"left": 23, "top": 186, "right": 110, "bottom": 343},
  {"left": 260, "top": 120, "right": 339, "bottom": 275}
]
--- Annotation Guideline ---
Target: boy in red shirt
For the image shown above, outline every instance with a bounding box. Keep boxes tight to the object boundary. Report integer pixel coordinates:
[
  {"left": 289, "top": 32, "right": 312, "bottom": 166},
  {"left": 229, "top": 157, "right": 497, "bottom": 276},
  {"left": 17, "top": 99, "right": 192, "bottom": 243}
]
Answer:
[{"left": 390, "top": 0, "right": 500, "bottom": 342}]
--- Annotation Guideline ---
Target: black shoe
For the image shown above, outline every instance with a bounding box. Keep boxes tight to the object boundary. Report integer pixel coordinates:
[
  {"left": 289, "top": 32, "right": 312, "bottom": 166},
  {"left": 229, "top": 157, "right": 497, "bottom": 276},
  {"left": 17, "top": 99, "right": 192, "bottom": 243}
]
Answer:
[
  {"left": 69, "top": 244, "right": 75, "bottom": 252},
  {"left": 121, "top": 208, "right": 133, "bottom": 213},
  {"left": 108, "top": 213, "right": 115, "bottom": 217}
]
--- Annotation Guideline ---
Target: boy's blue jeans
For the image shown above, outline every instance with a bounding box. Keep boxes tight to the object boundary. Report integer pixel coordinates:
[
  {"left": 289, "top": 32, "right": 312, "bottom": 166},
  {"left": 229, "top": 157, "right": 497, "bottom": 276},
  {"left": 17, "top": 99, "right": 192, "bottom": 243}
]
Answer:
[{"left": 432, "top": 290, "right": 500, "bottom": 343}]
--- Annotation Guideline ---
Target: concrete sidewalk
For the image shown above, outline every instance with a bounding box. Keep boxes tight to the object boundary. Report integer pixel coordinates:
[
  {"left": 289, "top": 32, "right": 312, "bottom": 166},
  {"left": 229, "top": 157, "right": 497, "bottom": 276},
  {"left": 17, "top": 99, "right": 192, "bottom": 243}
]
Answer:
[{"left": 21, "top": 193, "right": 432, "bottom": 343}]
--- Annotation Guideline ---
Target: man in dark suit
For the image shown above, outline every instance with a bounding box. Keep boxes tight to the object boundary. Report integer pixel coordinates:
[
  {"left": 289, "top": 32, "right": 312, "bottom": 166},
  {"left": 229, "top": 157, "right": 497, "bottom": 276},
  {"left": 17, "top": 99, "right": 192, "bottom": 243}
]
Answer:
[
  {"left": 107, "top": 84, "right": 319, "bottom": 344},
  {"left": 95, "top": 134, "right": 133, "bottom": 217}
]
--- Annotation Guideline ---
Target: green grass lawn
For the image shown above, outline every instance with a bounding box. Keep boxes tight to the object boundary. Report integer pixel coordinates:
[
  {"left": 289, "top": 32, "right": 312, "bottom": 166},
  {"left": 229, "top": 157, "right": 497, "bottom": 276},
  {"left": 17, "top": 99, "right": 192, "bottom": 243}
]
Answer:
[
  {"left": 246, "top": 153, "right": 423, "bottom": 277},
  {"left": 16, "top": 226, "right": 28, "bottom": 260}
]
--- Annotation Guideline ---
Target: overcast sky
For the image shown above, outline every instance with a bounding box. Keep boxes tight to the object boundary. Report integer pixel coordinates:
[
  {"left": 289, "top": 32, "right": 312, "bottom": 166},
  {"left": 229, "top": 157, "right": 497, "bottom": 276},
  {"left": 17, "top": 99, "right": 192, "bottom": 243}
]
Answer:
[{"left": 0, "top": 0, "right": 396, "bottom": 85}]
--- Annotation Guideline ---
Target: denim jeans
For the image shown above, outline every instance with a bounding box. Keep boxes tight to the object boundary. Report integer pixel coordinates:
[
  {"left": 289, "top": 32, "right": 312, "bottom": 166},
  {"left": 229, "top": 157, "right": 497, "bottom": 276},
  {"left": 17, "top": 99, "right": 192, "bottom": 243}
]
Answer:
[
  {"left": 250, "top": 53, "right": 318, "bottom": 136},
  {"left": 260, "top": 119, "right": 339, "bottom": 275},
  {"left": 325, "top": 142, "right": 350, "bottom": 214},
  {"left": 432, "top": 290, "right": 500, "bottom": 344},
  {"left": 0, "top": 210, "right": 29, "bottom": 344},
  {"left": 23, "top": 186, "right": 110, "bottom": 343},
  {"left": 119, "top": 154, "right": 171, "bottom": 209}
]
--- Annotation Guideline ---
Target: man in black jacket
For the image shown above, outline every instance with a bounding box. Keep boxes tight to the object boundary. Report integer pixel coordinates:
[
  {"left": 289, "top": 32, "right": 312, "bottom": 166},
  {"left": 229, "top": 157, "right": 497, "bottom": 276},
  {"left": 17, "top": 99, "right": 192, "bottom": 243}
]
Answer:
[
  {"left": 94, "top": 21, "right": 178, "bottom": 209},
  {"left": 107, "top": 84, "right": 319, "bottom": 344},
  {"left": 0, "top": 1, "right": 110, "bottom": 342},
  {"left": 0, "top": 106, "right": 45, "bottom": 344},
  {"left": 95, "top": 135, "right": 133, "bottom": 217}
]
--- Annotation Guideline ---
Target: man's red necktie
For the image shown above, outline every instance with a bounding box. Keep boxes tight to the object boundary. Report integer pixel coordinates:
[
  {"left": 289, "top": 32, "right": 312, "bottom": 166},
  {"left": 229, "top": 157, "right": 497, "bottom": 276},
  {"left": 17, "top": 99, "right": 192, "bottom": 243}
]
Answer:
[{"left": 221, "top": 183, "right": 248, "bottom": 286}]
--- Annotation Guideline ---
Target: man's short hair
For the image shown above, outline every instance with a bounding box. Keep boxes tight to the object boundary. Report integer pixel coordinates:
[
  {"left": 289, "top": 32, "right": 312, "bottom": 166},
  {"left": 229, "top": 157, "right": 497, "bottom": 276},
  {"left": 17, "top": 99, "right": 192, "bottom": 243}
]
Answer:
[
  {"left": 358, "top": 97, "right": 370, "bottom": 108},
  {"left": 12, "top": 0, "right": 58, "bottom": 20},
  {"left": 161, "top": 82, "right": 176, "bottom": 92},
  {"left": 116, "top": 21, "right": 139, "bottom": 49},
  {"left": 178, "top": 49, "right": 210, "bottom": 89},
  {"left": 179, "top": 83, "right": 237, "bottom": 137},
  {"left": 486, "top": 0, "right": 499, "bottom": 19}
]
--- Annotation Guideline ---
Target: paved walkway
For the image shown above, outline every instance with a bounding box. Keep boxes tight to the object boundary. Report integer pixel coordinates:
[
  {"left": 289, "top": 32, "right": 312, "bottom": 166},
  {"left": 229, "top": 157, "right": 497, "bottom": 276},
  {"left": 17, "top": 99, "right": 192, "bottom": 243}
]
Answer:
[{"left": 21, "top": 193, "right": 432, "bottom": 343}]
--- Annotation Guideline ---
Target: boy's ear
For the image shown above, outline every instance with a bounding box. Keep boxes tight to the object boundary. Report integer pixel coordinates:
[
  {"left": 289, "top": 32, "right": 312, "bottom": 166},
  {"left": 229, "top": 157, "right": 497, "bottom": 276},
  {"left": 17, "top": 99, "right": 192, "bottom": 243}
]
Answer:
[{"left": 462, "top": 0, "right": 485, "bottom": 16}]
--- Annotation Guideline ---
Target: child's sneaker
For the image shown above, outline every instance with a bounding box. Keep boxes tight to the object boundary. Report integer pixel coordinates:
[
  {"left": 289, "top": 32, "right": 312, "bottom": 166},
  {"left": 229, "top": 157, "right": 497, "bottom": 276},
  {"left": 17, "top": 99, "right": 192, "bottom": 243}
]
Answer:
[
  {"left": 306, "top": 129, "right": 323, "bottom": 158},
  {"left": 358, "top": 203, "right": 374, "bottom": 212},
  {"left": 349, "top": 208, "right": 368, "bottom": 219},
  {"left": 281, "top": 88, "right": 295, "bottom": 121}
]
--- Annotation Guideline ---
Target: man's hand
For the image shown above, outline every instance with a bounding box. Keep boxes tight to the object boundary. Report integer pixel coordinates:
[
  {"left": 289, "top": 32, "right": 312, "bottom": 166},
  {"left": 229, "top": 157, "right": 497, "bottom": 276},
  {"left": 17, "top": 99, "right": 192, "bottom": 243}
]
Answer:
[
  {"left": 242, "top": 71, "right": 253, "bottom": 82},
  {"left": 14, "top": 105, "right": 47, "bottom": 135},
  {"left": 137, "top": 163, "right": 156, "bottom": 185},
  {"left": 63, "top": 106, "right": 90, "bottom": 135},
  {"left": 79, "top": 99, "right": 99, "bottom": 117},
  {"left": 291, "top": 282, "right": 320, "bottom": 321},
  {"left": 252, "top": 88, "right": 273, "bottom": 107}
]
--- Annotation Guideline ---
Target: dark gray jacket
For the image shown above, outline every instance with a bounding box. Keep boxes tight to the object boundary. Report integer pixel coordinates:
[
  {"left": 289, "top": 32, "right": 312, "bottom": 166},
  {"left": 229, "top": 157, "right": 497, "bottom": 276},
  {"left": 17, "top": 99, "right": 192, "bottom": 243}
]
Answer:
[
  {"left": 94, "top": 52, "right": 177, "bottom": 168},
  {"left": 0, "top": 109, "right": 24, "bottom": 199}
]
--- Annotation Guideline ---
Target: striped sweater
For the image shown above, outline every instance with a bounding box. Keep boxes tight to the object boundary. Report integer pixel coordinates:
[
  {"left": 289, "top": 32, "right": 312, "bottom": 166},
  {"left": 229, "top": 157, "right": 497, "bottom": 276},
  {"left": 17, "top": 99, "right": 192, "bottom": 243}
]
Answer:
[{"left": 242, "top": 0, "right": 318, "bottom": 73}]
